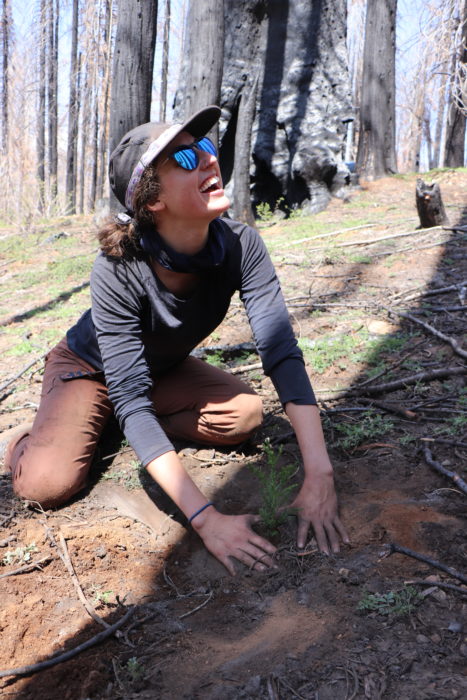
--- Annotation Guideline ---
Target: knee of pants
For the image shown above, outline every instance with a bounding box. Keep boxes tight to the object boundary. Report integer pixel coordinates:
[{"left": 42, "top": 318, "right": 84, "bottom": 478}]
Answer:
[
  {"left": 229, "top": 393, "right": 264, "bottom": 441},
  {"left": 12, "top": 459, "right": 88, "bottom": 509}
]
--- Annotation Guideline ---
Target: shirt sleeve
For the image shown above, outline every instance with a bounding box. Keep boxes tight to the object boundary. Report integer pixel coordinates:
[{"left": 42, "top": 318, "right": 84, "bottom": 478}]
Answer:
[
  {"left": 90, "top": 254, "right": 174, "bottom": 466},
  {"left": 238, "top": 226, "right": 316, "bottom": 406}
]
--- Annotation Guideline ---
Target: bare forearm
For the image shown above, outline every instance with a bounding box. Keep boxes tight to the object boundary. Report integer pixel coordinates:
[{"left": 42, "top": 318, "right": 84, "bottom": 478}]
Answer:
[
  {"left": 284, "top": 403, "right": 333, "bottom": 477},
  {"left": 146, "top": 450, "right": 209, "bottom": 521}
]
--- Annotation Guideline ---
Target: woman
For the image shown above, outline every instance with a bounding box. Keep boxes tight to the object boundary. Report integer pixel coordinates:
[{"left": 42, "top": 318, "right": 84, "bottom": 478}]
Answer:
[{"left": 5, "top": 105, "right": 349, "bottom": 574}]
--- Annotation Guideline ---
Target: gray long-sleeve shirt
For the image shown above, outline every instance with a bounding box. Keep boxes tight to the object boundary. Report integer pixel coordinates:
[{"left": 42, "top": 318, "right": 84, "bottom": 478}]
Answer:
[{"left": 67, "top": 218, "right": 316, "bottom": 466}]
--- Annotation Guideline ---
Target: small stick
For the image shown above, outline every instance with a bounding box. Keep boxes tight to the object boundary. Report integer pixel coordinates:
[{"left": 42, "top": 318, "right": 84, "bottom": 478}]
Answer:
[
  {"left": 347, "top": 366, "right": 467, "bottom": 396},
  {"left": 56, "top": 532, "right": 111, "bottom": 630},
  {"left": 423, "top": 446, "right": 467, "bottom": 495},
  {"left": 382, "top": 305, "right": 467, "bottom": 359},
  {"left": 0, "top": 555, "right": 53, "bottom": 580},
  {"left": 304, "top": 224, "right": 442, "bottom": 251},
  {"left": 0, "top": 607, "right": 134, "bottom": 679},
  {"left": 0, "top": 351, "right": 48, "bottom": 394},
  {"left": 387, "top": 543, "right": 467, "bottom": 586},
  {"left": 179, "top": 590, "right": 213, "bottom": 620},
  {"left": 289, "top": 222, "right": 377, "bottom": 246},
  {"left": 405, "top": 579, "right": 467, "bottom": 596},
  {"left": 420, "top": 437, "right": 467, "bottom": 449},
  {"left": 229, "top": 361, "right": 262, "bottom": 375}
]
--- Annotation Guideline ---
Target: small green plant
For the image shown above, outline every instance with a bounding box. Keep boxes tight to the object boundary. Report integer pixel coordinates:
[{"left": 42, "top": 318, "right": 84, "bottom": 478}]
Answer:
[
  {"left": 92, "top": 589, "right": 114, "bottom": 606},
  {"left": 357, "top": 587, "right": 421, "bottom": 617},
  {"left": 2, "top": 542, "right": 38, "bottom": 566},
  {"left": 334, "top": 411, "right": 394, "bottom": 450},
  {"left": 204, "top": 349, "right": 225, "bottom": 367},
  {"left": 101, "top": 460, "right": 144, "bottom": 490},
  {"left": 125, "top": 657, "right": 145, "bottom": 683},
  {"left": 249, "top": 439, "right": 297, "bottom": 536},
  {"left": 256, "top": 201, "right": 274, "bottom": 222}
]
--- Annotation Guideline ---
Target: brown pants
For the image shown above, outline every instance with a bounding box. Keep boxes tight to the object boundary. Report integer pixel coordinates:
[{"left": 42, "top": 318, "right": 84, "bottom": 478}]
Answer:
[{"left": 5, "top": 338, "right": 263, "bottom": 508}]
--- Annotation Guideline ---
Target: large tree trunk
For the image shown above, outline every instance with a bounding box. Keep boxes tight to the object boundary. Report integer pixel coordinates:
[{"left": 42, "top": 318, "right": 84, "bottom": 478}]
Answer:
[
  {"left": 65, "top": 0, "right": 79, "bottom": 214},
  {"left": 444, "top": 1, "right": 467, "bottom": 167},
  {"left": 1, "top": 0, "right": 11, "bottom": 155},
  {"left": 159, "top": 0, "right": 170, "bottom": 121},
  {"left": 356, "top": 0, "right": 397, "bottom": 179},
  {"left": 109, "top": 0, "right": 158, "bottom": 210},
  {"left": 37, "top": 0, "right": 47, "bottom": 212},
  {"left": 96, "top": 0, "right": 113, "bottom": 201},
  {"left": 109, "top": 0, "right": 157, "bottom": 154},
  {"left": 172, "top": 0, "right": 224, "bottom": 130},
  {"left": 220, "top": 0, "right": 352, "bottom": 216},
  {"left": 47, "top": 0, "right": 58, "bottom": 200},
  {"left": 232, "top": 72, "right": 259, "bottom": 226}
]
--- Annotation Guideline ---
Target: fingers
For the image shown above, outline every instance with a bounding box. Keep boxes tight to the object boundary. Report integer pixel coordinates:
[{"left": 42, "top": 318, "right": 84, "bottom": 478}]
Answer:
[
  {"left": 297, "top": 515, "right": 350, "bottom": 554},
  {"left": 297, "top": 517, "right": 310, "bottom": 549}
]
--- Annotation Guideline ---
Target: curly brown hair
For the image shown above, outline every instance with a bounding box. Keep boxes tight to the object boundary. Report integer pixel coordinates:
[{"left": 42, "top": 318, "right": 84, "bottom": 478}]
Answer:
[{"left": 97, "top": 162, "right": 161, "bottom": 257}]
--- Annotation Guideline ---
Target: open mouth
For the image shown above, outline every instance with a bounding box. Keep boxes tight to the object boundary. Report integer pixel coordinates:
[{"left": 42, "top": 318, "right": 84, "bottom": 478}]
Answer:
[{"left": 200, "top": 176, "right": 221, "bottom": 194}]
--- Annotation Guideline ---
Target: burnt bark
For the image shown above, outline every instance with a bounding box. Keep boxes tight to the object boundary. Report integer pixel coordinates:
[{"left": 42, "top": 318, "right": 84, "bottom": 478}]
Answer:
[
  {"left": 47, "top": 0, "right": 58, "bottom": 199},
  {"left": 65, "top": 0, "right": 79, "bottom": 214},
  {"left": 220, "top": 0, "right": 352, "bottom": 216},
  {"left": 232, "top": 72, "right": 259, "bottom": 226},
  {"left": 416, "top": 179, "right": 449, "bottom": 228},
  {"left": 444, "top": 4, "right": 467, "bottom": 168},
  {"left": 173, "top": 0, "right": 224, "bottom": 133},
  {"left": 159, "top": 0, "right": 170, "bottom": 121},
  {"left": 109, "top": 0, "right": 158, "bottom": 154},
  {"left": 1, "top": 0, "right": 11, "bottom": 154},
  {"left": 356, "top": 0, "right": 397, "bottom": 179},
  {"left": 37, "top": 0, "right": 47, "bottom": 211}
]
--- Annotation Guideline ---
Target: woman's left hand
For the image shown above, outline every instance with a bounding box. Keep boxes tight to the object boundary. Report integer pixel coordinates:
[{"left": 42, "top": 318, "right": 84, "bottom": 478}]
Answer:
[{"left": 288, "top": 473, "right": 349, "bottom": 554}]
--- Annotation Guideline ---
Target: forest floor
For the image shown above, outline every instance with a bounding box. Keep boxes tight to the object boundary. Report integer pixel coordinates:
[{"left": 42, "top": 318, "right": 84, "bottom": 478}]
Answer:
[{"left": 0, "top": 170, "right": 466, "bottom": 700}]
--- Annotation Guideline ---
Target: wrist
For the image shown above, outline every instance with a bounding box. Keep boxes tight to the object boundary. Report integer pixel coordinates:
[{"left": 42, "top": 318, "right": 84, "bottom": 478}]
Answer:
[{"left": 190, "top": 504, "right": 220, "bottom": 533}]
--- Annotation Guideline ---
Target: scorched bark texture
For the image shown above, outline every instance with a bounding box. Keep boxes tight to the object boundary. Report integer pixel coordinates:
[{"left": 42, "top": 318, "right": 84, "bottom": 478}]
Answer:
[{"left": 220, "top": 0, "right": 352, "bottom": 215}]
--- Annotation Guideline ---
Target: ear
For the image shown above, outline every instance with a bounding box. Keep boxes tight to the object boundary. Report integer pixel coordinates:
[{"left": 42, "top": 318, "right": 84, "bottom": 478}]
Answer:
[{"left": 146, "top": 199, "right": 165, "bottom": 213}]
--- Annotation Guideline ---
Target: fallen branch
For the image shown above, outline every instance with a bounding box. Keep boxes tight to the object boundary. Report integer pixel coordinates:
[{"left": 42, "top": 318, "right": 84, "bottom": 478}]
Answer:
[
  {"left": 356, "top": 398, "right": 418, "bottom": 420},
  {"left": 0, "top": 606, "right": 135, "bottom": 679},
  {"left": 0, "top": 555, "right": 53, "bottom": 580},
  {"left": 347, "top": 366, "right": 467, "bottom": 396},
  {"left": 382, "top": 305, "right": 467, "bottom": 359},
  {"left": 304, "top": 224, "right": 442, "bottom": 252},
  {"left": 406, "top": 579, "right": 467, "bottom": 596},
  {"left": 395, "top": 281, "right": 467, "bottom": 304},
  {"left": 349, "top": 339, "right": 426, "bottom": 391},
  {"left": 0, "top": 351, "right": 48, "bottom": 395},
  {"left": 57, "top": 532, "right": 111, "bottom": 630},
  {"left": 179, "top": 590, "right": 213, "bottom": 620},
  {"left": 386, "top": 543, "right": 467, "bottom": 586},
  {"left": 420, "top": 437, "right": 467, "bottom": 449},
  {"left": 423, "top": 446, "right": 467, "bottom": 495},
  {"left": 229, "top": 361, "right": 262, "bottom": 375},
  {"left": 290, "top": 222, "right": 377, "bottom": 246}
]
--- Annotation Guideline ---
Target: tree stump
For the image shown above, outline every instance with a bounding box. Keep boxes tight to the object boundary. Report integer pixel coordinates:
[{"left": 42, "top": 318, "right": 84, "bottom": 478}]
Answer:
[{"left": 416, "top": 178, "right": 449, "bottom": 228}]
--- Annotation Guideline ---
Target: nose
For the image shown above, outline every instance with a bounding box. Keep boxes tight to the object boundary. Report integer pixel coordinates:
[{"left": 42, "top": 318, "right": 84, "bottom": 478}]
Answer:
[{"left": 197, "top": 147, "right": 218, "bottom": 169}]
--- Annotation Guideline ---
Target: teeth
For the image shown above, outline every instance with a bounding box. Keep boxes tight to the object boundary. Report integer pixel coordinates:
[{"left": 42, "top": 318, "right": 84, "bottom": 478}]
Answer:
[{"left": 200, "top": 176, "right": 219, "bottom": 193}]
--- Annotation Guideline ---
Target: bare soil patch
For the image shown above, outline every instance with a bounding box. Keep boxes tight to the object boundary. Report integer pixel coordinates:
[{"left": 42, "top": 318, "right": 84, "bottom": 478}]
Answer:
[{"left": 1, "top": 172, "right": 466, "bottom": 699}]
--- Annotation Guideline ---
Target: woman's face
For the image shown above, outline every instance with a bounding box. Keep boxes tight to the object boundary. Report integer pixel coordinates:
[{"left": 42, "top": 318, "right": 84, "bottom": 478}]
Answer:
[{"left": 147, "top": 130, "right": 231, "bottom": 228}]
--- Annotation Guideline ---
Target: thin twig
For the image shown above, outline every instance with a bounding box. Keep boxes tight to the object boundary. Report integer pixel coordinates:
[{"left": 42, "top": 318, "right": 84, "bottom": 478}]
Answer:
[
  {"left": 393, "top": 281, "right": 467, "bottom": 303},
  {"left": 289, "top": 223, "right": 377, "bottom": 246},
  {"left": 0, "top": 555, "right": 53, "bottom": 580},
  {"left": 405, "top": 579, "right": 467, "bottom": 596},
  {"left": 179, "top": 590, "right": 213, "bottom": 619},
  {"left": 423, "top": 446, "right": 467, "bottom": 495},
  {"left": 347, "top": 366, "right": 467, "bottom": 396},
  {"left": 0, "top": 607, "right": 135, "bottom": 679},
  {"left": 382, "top": 305, "right": 467, "bottom": 359},
  {"left": 387, "top": 543, "right": 467, "bottom": 586},
  {"left": 229, "top": 361, "right": 262, "bottom": 375},
  {"left": 349, "top": 340, "right": 426, "bottom": 390},
  {"left": 57, "top": 532, "right": 111, "bottom": 630},
  {"left": 303, "top": 224, "right": 442, "bottom": 252},
  {"left": 0, "top": 351, "right": 48, "bottom": 394},
  {"left": 420, "top": 437, "right": 467, "bottom": 449}
]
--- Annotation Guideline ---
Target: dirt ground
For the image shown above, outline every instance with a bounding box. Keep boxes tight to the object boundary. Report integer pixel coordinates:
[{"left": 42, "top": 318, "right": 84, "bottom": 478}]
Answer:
[{"left": 0, "top": 172, "right": 466, "bottom": 699}]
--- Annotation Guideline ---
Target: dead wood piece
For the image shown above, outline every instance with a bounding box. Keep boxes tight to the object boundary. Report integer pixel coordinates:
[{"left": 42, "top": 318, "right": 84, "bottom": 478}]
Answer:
[
  {"left": 348, "top": 366, "right": 466, "bottom": 396},
  {"left": 57, "top": 532, "right": 111, "bottom": 630},
  {"left": 0, "top": 555, "right": 53, "bottom": 580},
  {"left": 423, "top": 445, "right": 467, "bottom": 495},
  {"left": 382, "top": 305, "right": 467, "bottom": 359},
  {"left": 387, "top": 543, "right": 467, "bottom": 586},
  {"left": 305, "top": 224, "right": 443, "bottom": 252},
  {"left": 356, "top": 398, "right": 418, "bottom": 420},
  {"left": 179, "top": 590, "right": 213, "bottom": 619},
  {"left": 290, "top": 222, "right": 377, "bottom": 246},
  {"left": 0, "top": 606, "right": 135, "bottom": 679},
  {"left": 405, "top": 579, "right": 467, "bottom": 596},
  {"left": 191, "top": 342, "right": 256, "bottom": 359},
  {"left": 416, "top": 179, "right": 449, "bottom": 228},
  {"left": 0, "top": 351, "right": 48, "bottom": 395},
  {"left": 420, "top": 437, "right": 467, "bottom": 449},
  {"left": 229, "top": 361, "right": 262, "bottom": 375}
]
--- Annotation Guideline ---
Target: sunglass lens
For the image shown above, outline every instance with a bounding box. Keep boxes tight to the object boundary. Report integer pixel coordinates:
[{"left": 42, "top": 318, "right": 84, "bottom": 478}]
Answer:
[
  {"left": 173, "top": 148, "right": 198, "bottom": 170},
  {"left": 196, "top": 137, "right": 217, "bottom": 157}
]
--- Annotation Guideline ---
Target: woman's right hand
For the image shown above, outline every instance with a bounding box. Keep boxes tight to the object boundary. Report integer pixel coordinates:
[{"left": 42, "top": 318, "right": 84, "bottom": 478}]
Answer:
[{"left": 192, "top": 508, "right": 277, "bottom": 576}]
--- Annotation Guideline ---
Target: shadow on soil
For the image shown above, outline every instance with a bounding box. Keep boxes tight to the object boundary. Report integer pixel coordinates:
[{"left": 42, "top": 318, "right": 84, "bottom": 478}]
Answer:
[{"left": 2, "top": 190, "right": 466, "bottom": 699}]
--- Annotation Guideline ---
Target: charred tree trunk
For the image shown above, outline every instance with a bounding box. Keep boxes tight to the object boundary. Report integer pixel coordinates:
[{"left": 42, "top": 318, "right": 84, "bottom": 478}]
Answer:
[
  {"left": 444, "top": 3, "right": 467, "bottom": 168},
  {"left": 356, "top": 0, "right": 397, "bottom": 179},
  {"left": 109, "top": 0, "right": 158, "bottom": 210},
  {"left": 96, "top": 0, "right": 113, "bottom": 201},
  {"left": 65, "top": 0, "right": 79, "bottom": 214},
  {"left": 37, "top": 0, "right": 47, "bottom": 212},
  {"left": 1, "top": 0, "right": 11, "bottom": 155},
  {"left": 416, "top": 179, "right": 449, "bottom": 228},
  {"left": 47, "top": 0, "right": 58, "bottom": 200},
  {"left": 232, "top": 72, "right": 258, "bottom": 226},
  {"left": 159, "top": 0, "right": 170, "bottom": 121},
  {"left": 173, "top": 0, "right": 224, "bottom": 131}
]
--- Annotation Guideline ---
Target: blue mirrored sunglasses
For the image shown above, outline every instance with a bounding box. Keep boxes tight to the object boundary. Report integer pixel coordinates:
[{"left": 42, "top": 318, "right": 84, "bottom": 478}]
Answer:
[{"left": 168, "top": 136, "right": 218, "bottom": 170}]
